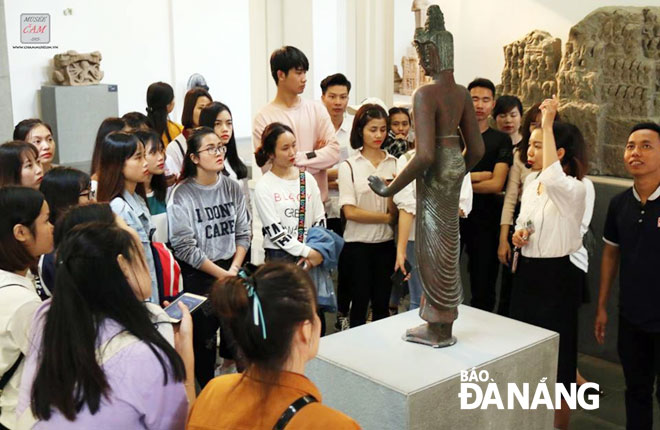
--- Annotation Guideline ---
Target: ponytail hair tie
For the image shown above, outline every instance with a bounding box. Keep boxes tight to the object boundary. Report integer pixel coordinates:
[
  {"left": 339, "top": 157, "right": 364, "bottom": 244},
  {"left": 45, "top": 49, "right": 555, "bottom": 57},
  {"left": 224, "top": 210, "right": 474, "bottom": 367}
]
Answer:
[{"left": 238, "top": 266, "right": 267, "bottom": 340}]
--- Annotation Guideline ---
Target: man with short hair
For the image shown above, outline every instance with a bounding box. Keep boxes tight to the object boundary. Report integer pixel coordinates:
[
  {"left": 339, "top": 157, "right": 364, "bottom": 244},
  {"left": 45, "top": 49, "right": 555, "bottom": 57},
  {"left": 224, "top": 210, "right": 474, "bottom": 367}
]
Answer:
[
  {"left": 320, "top": 73, "right": 353, "bottom": 330},
  {"left": 253, "top": 46, "right": 340, "bottom": 202},
  {"left": 595, "top": 122, "right": 660, "bottom": 430},
  {"left": 460, "top": 77, "right": 512, "bottom": 312},
  {"left": 321, "top": 73, "right": 352, "bottom": 155}
]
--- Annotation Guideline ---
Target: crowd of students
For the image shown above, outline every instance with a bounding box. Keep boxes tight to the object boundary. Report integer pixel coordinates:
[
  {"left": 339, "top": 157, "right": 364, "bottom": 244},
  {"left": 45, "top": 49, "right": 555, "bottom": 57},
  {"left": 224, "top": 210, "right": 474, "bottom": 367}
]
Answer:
[{"left": 0, "top": 43, "right": 658, "bottom": 430}]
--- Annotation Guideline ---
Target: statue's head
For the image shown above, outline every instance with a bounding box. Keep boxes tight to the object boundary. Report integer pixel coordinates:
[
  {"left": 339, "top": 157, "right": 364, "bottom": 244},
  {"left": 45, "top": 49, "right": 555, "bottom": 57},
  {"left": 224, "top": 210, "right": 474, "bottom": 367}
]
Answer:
[{"left": 413, "top": 5, "right": 453, "bottom": 74}]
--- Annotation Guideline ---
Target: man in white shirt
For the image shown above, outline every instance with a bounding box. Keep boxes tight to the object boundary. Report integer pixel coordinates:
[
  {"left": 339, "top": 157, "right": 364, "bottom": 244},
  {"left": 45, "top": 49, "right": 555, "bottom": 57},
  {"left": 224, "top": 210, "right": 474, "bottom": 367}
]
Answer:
[
  {"left": 320, "top": 73, "right": 353, "bottom": 230},
  {"left": 252, "top": 46, "right": 340, "bottom": 202}
]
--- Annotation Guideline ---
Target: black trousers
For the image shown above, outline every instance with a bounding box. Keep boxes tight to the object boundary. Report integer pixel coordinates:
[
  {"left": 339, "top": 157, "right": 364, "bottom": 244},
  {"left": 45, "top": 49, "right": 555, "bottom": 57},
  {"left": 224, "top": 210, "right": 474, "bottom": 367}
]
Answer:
[
  {"left": 460, "top": 211, "right": 501, "bottom": 312},
  {"left": 510, "top": 255, "right": 582, "bottom": 389},
  {"left": 179, "top": 258, "right": 237, "bottom": 389},
  {"left": 339, "top": 241, "right": 395, "bottom": 327},
  {"left": 618, "top": 315, "right": 660, "bottom": 430}
]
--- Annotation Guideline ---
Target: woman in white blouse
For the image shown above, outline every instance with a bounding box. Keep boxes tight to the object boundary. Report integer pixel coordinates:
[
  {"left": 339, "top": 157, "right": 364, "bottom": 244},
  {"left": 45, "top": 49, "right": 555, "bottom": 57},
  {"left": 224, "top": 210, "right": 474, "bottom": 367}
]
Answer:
[
  {"left": 510, "top": 97, "right": 589, "bottom": 430},
  {"left": 338, "top": 104, "right": 397, "bottom": 328}
]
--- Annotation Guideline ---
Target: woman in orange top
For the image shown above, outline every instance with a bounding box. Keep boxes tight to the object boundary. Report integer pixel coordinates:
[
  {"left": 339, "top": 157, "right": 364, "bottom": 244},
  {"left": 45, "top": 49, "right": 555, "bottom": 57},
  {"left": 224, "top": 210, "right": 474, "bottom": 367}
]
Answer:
[{"left": 187, "top": 262, "right": 360, "bottom": 430}]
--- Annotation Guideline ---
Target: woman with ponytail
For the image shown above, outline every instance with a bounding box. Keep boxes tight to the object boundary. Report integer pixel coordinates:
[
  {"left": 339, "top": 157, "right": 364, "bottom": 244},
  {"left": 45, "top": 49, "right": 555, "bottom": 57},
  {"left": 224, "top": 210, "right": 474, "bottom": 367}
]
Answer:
[
  {"left": 16, "top": 223, "right": 194, "bottom": 429},
  {"left": 146, "top": 82, "right": 183, "bottom": 147},
  {"left": 0, "top": 187, "right": 53, "bottom": 430},
  {"left": 187, "top": 262, "right": 360, "bottom": 430}
]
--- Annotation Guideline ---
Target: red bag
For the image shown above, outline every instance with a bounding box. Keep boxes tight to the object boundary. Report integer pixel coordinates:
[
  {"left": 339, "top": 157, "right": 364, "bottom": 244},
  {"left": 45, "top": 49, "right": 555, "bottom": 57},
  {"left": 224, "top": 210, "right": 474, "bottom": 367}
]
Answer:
[{"left": 150, "top": 241, "right": 182, "bottom": 301}]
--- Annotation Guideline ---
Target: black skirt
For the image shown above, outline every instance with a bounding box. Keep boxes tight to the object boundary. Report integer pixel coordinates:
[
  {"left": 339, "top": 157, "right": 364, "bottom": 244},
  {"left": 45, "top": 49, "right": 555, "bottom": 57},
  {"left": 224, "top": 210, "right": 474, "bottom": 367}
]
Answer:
[{"left": 510, "top": 255, "right": 584, "bottom": 389}]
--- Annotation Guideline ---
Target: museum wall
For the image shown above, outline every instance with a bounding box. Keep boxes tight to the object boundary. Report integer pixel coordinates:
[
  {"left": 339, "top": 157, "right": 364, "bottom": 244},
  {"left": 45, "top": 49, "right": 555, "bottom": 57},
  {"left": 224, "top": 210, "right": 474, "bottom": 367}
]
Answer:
[
  {"left": 394, "top": 0, "right": 654, "bottom": 89},
  {"left": 4, "top": 0, "right": 253, "bottom": 138}
]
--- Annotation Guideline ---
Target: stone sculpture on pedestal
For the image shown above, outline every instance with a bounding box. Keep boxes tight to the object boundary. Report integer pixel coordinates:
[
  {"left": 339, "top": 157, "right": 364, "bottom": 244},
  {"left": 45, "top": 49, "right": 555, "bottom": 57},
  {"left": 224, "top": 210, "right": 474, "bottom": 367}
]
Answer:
[
  {"left": 368, "top": 5, "right": 484, "bottom": 348},
  {"left": 52, "top": 50, "right": 104, "bottom": 86}
]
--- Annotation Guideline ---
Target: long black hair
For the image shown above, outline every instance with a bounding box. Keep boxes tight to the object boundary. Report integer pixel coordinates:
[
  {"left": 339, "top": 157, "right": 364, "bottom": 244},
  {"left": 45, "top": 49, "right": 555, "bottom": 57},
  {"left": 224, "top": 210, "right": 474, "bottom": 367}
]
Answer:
[
  {"left": 199, "top": 102, "right": 248, "bottom": 179},
  {"left": 31, "top": 223, "right": 186, "bottom": 421},
  {"left": 90, "top": 117, "right": 126, "bottom": 176},
  {"left": 146, "top": 82, "right": 175, "bottom": 143},
  {"left": 96, "top": 132, "right": 145, "bottom": 203},
  {"left": 0, "top": 186, "right": 45, "bottom": 272},
  {"left": 134, "top": 129, "right": 167, "bottom": 203},
  {"left": 39, "top": 167, "right": 91, "bottom": 224},
  {"left": 0, "top": 141, "right": 39, "bottom": 187}
]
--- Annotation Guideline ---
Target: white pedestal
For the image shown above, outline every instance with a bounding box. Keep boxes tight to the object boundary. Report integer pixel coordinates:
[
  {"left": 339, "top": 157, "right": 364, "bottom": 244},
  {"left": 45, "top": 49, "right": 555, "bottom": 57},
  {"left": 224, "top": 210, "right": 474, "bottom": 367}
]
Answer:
[{"left": 307, "top": 305, "right": 559, "bottom": 430}]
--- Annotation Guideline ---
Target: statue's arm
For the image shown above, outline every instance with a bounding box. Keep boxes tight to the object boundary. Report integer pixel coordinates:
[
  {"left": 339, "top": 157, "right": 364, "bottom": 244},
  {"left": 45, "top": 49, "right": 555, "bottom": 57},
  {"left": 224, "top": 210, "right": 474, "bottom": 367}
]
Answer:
[
  {"left": 369, "top": 88, "right": 435, "bottom": 197},
  {"left": 459, "top": 90, "right": 485, "bottom": 172}
]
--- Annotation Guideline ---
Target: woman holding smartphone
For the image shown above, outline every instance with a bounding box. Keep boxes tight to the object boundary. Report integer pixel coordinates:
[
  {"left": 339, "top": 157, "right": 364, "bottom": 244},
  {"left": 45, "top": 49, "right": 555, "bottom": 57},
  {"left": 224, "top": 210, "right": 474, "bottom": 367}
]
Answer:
[
  {"left": 510, "top": 97, "right": 589, "bottom": 430},
  {"left": 338, "top": 104, "right": 397, "bottom": 328}
]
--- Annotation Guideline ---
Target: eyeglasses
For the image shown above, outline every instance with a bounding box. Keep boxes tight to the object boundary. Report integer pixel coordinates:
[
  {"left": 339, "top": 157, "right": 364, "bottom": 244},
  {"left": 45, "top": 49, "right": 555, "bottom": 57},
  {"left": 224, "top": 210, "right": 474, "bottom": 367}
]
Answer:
[{"left": 197, "top": 145, "right": 227, "bottom": 156}]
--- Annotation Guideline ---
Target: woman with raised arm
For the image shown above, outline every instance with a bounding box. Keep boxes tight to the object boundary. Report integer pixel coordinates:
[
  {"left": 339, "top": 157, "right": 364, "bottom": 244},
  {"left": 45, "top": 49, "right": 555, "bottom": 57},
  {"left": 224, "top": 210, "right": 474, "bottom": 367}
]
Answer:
[{"left": 368, "top": 5, "right": 484, "bottom": 347}]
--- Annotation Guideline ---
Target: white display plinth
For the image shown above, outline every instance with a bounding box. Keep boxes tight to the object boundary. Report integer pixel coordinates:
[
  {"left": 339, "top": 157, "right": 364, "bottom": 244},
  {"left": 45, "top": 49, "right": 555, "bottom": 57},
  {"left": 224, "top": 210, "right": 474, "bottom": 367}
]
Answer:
[{"left": 307, "top": 305, "right": 559, "bottom": 430}]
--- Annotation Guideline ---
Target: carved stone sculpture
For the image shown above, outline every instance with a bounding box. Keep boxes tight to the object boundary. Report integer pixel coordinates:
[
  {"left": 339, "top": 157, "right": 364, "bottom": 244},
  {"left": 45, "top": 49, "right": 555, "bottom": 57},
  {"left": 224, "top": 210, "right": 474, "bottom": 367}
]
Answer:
[
  {"left": 499, "top": 30, "right": 561, "bottom": 106},
  {"left": 369, "top": 5, "right": 484, "bottom": 348},
  {"left": 52, "top": 50, "right": 104, "bottom": 86},
  {"left": 498, "top": 7, "right": 660, "bottom": 178},
  {"left": 399, "top": 46, "right": 432, "bottom": 95},
  {"left": 556, "top": 7, "right": 660, "bottom": 177}
]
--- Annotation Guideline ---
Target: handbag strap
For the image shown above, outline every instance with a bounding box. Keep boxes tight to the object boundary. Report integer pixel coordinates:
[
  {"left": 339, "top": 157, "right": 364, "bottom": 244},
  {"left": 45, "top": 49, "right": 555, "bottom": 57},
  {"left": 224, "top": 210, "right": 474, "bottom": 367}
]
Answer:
[
  {"left": 273, "top": 395, "right": 317, "bottom": 430},
  {"left": 0, "top": 353, "right": 23, "bottom": 391},
  {"left": 298, "top": 171, "right": 306, "bottom": 243}
]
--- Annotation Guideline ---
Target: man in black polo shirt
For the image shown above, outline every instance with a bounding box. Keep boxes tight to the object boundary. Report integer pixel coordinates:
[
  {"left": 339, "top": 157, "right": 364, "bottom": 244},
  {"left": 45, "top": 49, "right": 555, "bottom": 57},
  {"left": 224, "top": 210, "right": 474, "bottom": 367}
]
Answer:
[
  {"left": 595, "top": 122, "right": 660, "bottom": 430},
  {"left": 460, "top": 78, "right": 512, "bottom": 312}
]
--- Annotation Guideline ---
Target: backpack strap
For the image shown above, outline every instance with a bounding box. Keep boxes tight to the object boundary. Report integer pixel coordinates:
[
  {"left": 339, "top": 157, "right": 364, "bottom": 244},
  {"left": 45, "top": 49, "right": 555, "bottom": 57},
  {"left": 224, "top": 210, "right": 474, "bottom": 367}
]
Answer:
[
  {"left": 176, "top": 138, "right": 185, "bottom": 158},
  {"left": 273, "top": 395, "right": 317, "bottom": 430}
]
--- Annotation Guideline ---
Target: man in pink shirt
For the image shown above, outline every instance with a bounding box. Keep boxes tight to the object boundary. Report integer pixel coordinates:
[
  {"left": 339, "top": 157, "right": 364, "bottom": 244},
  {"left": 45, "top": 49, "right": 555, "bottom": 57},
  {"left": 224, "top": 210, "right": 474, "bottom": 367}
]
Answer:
[{"left": 253, "top": 46, "right": 340, "bottom": 202}]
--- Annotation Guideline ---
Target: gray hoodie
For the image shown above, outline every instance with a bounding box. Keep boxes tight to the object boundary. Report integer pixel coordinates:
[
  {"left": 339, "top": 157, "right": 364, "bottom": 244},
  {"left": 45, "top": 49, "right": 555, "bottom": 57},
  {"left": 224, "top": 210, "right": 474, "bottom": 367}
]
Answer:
[{"left": 168, "top": 175, "right": 251, "bottom": 268}]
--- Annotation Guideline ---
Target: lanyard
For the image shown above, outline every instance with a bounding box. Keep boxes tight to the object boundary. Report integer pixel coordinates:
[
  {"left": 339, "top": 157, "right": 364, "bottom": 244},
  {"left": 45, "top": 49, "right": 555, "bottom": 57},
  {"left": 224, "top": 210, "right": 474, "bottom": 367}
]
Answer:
[{"left": 298, "top": 171, "right": 306, "bottom": 243}]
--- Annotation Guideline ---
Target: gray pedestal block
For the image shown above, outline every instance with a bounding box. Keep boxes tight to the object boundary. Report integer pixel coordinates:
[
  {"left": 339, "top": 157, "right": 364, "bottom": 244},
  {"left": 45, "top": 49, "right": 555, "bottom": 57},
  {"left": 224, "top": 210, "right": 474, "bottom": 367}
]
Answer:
[
  {"left": 40, "top": 84, "right": 118, "bottom": 170},
  {"left": 307, "top": 305, "right": 559, "bottom": 430}
]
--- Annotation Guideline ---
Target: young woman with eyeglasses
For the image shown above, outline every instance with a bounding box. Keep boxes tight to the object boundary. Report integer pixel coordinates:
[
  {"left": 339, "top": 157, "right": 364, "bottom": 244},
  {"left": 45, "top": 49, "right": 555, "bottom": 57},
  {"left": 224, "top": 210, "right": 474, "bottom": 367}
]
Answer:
[{"left": 168, "top": 126, "right": 251, "bottom": 388}]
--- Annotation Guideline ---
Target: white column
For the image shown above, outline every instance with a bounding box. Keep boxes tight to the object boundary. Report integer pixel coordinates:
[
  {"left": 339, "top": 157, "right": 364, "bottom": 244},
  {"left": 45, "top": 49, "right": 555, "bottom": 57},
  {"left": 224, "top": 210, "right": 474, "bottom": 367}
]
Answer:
[{"left": 346, "top": 0, "right": 394, "bottom": 107}]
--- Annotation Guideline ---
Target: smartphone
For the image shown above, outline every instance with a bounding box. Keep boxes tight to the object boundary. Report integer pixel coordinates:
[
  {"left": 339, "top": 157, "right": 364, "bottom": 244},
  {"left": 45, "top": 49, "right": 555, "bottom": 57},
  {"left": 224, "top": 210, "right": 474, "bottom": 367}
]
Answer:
[
  {"left": 391, "top": 260, "right": 413, "bottom": 288},
  {"left": 164, "top": 292, "right": 208, "bottom": 323}
]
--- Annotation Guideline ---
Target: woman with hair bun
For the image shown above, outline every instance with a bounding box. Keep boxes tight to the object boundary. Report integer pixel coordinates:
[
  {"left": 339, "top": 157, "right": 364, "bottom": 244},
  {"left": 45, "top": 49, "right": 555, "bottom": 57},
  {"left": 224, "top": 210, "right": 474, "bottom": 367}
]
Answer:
[{"left": 187, "top": 262, "right": 360, "bottom": 430}]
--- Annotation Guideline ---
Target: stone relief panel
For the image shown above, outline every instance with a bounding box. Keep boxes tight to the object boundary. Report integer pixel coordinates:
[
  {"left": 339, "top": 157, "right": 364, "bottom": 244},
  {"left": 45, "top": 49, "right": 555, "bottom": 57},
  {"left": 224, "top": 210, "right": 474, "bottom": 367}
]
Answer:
[
  {"left": 499, "top": 7, "right": 660, "bottom": 177},
  {"left": 500, "top": 30, "right": 561, "bottom": 107},
  {"left": 52, "top": 50, "right": 104, "bottom": 86}
]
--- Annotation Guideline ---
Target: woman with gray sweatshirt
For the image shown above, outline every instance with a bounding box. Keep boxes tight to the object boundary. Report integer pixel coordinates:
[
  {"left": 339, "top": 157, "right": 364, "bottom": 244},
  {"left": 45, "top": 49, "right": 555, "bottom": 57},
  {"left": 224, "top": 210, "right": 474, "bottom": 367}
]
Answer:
[{"left": 168, "top": 126, "right": 251, "bottom": 388}]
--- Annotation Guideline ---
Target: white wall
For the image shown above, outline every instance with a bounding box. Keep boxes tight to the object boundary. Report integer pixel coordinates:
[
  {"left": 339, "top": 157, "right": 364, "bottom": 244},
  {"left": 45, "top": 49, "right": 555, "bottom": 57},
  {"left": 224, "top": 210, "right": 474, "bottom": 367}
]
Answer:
[
  {"left": 393, "top": 0, "right": 654, "bottom": 88},
  {"left": 4, "top": 0, "right": 252, "bottom": 138}
]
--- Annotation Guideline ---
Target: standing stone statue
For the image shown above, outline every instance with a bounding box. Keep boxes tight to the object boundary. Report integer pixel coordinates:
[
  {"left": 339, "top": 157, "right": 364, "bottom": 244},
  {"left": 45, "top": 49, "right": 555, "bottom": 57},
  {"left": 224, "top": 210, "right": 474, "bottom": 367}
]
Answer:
[{"left": 368, "top": 5, "right": 484, "bottom": 348}]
